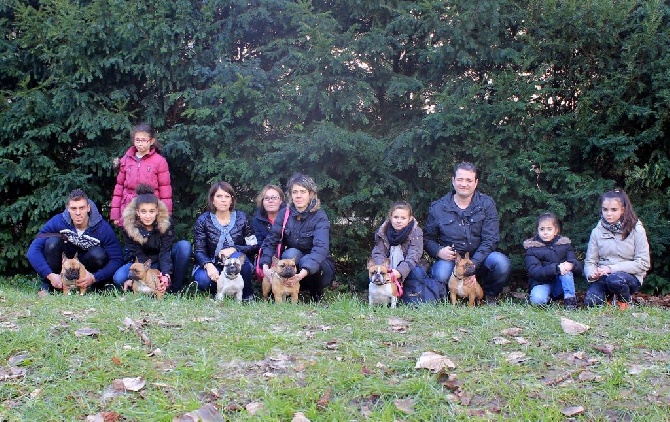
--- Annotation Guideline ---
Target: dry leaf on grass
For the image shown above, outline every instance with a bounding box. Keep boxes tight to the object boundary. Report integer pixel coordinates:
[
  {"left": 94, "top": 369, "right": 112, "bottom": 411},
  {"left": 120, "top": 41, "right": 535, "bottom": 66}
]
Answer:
[
  {"left": 492, "top": 337, "right": 510, "bottom": 345},
  {"left": 560, "top": 317, "right": 589, "bottom": 335},
  {"left": 246, "top": 402, "right": 264, "bottom": 415},
  {"left": 591, "top": 344, "right": 614, "bottom": 356},
  {"left": 500, "top": 327, "right": 523, "bottom": 336},
  {"left": 514, "top": 337, "right": 529, "bottom": 345},
  {"left": 292, "top": 412, "right": 310, "bottom": 422},
  {"left": 505, "top": 352, "right": 529, "bottom": 364},
  {"left": 325, "top": 341, "right": 338, "bottom": 350},
  {"left": 415, "top": 351, "right": 456, "bottom": 372},
  {"left": 85, "top": 411, "right": 121, "bottom": 422},
  {"left": 174, "top": 403, "right": 224, "bottom": 422},
  {"left": 8, "top": 352, "right": 31, "bottom": 366},
  {"left": 394, "top": 398, "right": 414, "bottom": 414},
  {"left": 562, "top": 405, "right": 585, "bottom": 417},
  {"left": 316, "top": 387, "right": 331, "bottom": 409},
  {"left": 111, "top": 377, "right": 145, "bottom": 392},
  {"left": 75, "top": 327, "right": 101, "bottom": 337}
]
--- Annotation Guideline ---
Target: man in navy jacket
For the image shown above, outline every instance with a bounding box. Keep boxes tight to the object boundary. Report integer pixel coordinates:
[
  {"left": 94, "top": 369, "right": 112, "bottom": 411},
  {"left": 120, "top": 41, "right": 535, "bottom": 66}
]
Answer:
[
  {"left": 424, "top": 162, "right": 510, "bottom": 303},
  {"left": 27, "top": 189, "right": 123, "bottom": 295}
]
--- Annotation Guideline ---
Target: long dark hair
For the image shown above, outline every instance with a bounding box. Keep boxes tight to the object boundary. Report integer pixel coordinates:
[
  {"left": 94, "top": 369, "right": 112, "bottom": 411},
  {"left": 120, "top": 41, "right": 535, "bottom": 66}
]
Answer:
[{"left": 601, "top": 189, "right": 638, "bottom": 238}]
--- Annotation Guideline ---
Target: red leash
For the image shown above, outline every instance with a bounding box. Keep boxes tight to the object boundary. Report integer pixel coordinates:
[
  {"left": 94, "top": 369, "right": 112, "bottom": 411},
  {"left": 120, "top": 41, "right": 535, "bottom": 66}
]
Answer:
[{"left": 390, "top": 271, "right": 403, "bottom": 297}]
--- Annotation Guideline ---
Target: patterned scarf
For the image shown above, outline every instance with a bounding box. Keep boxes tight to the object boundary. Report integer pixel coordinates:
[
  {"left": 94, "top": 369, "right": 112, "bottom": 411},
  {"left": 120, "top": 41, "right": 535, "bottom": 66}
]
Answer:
[
  {"left": 601, "top": 218, "right": 623, "bottom": 234},
  {"left": 212, "top": 211, "right": 237, "bottom": 258}
]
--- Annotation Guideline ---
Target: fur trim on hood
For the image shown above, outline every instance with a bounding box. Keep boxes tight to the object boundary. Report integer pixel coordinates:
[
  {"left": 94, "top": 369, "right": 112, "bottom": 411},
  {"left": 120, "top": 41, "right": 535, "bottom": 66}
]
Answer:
[
  {"left": 523, "top": 235, "right": 572, "bottom": 250},
  {"left": 122, "top": 198, "right": 171, "bottom": 244}
]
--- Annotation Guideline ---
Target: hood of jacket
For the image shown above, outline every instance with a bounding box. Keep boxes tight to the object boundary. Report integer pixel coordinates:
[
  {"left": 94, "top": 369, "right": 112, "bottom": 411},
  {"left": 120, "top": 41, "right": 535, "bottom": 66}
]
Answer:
[
  {"left": 122, "top": 197, "right": 171, "bottom": 244},
  {"left": 523, "top": 235, "right": 572, "bottom": 250}
]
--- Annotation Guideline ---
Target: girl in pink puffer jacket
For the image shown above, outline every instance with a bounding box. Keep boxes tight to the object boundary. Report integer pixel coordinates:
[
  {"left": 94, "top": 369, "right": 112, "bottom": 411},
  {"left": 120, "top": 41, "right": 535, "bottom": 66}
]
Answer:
[{"left": 110, "top": 123, "right": 172, "bottom": 226}]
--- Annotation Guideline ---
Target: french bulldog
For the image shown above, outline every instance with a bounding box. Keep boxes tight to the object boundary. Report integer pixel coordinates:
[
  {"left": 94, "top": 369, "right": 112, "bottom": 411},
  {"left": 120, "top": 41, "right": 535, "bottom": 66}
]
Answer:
[
  {"left": 215, "top": 256, "right": 244, "bottom": 302},
  {"left": 448, "top": 252, "right": 483, "bottom": 307},
  {"left": 262, "top": 256, "right": 298, "bottom": 303},
  {"left": 128, "top": 258, "right": 165, "bottom": 300},
  {"left": 60, "top": 253, "right": 90, "bottom": 295},
  {"left": 367, "top": 258, "right": 399, "bottom": 308}
]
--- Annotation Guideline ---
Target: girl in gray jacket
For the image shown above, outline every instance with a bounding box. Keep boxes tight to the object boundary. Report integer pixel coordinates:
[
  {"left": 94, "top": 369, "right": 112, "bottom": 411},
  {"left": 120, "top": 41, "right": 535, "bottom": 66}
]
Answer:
[{"left": 584, "top": 190, "right": 650, "bottom": 309}]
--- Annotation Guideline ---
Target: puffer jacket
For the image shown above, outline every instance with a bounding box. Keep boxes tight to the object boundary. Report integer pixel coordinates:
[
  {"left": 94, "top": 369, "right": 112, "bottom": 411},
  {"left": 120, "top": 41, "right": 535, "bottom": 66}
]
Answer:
[
  {"left": 424, "top": 191, "right": 500, "bottom": 268},
  {"left": 252, "top": 207, "right": 282, "bottom": 246},
  {"left": 122, "top": 197, "right": 174, "bottom": 275},
  {"left": 259, "top": 201, "right": 330, "bottom": 275},
  {"left": 193, "top": 210, "right": 257, "bottom": 266},
  {"left": 584, "top": 220, "right": 650, "bottom": 284},
  {"left": 523, "top": 235, "right": 582, "bottom": 291},
  {"left": 370, "top": 219, "right": 424, "bottom": 282},
  {"left": 27, "top": 199, "right": 123, "bottom": 282},
  {"left": 110, "top": 146, "right": 172, "bottom": 225}
]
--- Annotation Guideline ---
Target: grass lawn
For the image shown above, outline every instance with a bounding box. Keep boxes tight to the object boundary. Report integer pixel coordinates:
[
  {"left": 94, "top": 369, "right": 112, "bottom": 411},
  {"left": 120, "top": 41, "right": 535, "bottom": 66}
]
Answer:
[{"left": 1, "top": 276, "right": 669, "bottom": 421}]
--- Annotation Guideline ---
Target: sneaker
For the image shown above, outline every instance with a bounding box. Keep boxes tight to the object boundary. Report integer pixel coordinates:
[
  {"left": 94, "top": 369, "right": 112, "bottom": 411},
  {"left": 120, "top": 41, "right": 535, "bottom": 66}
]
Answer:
[
  {"left": 242, "top": 295, "right": 255, "bottom": 303},
  {"left": 483, "top": 294, "right": 498, "bottom": 305},
  {"left": 564, "top": 297, "right": 577, "bottom": 310}
]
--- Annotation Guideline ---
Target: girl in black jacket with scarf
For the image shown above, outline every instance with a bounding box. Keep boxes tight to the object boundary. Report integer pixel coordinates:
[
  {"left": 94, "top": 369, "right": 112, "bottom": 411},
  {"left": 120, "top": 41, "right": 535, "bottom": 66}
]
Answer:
[
  {"left": 259, "top": 174, "right": 335, "bottom": 302},
  {"left": 193, "top": 181, "right": 257, "bottom": 299}
]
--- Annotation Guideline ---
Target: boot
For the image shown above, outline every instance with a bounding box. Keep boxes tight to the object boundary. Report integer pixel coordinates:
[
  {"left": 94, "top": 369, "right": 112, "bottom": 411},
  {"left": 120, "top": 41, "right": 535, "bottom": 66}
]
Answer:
[{"left": 564, "top": 297, "right": 577, "bottom": 310}]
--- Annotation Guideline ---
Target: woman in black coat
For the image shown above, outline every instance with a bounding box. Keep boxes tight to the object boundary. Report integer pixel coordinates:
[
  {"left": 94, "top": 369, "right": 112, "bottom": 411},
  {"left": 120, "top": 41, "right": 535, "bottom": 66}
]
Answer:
[
  {"left": 259, "top": 174, "right": 335, "bottom": 301},
  {"left": 193, "top": 181, "right": 257, "bottom": 299}
]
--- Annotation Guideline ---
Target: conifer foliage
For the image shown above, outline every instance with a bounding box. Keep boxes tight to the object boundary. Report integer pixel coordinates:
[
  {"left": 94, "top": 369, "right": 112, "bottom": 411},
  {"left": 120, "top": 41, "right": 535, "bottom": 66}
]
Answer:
[{"left": 1, "top": 1, "right": 668, "bottom": 291}]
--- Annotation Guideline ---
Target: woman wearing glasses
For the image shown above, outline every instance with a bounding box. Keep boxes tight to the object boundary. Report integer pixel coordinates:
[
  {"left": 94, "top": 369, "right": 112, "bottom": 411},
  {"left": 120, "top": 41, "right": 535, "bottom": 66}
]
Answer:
[
  {"left": 110, "top": 123, "right": 172, "bottom": 227},
  {"left": 252, "top": 184, "right": 285, "bottom": 246}
]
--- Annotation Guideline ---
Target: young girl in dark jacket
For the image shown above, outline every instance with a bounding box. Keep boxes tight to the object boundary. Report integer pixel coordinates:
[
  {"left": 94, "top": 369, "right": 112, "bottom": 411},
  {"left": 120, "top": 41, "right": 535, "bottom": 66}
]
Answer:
[
  {"left": 193, "top": 181, "right": 257, "bottom": 299},
  {"left": 259, "top": 174, "right": 335, "bottom": 302},
  {"left": 370, "top": 201, "right": 425, "bottom": 303},
  {"left": 113, "top": 184, "right": 191, "bottom": 293},
  {"left": 523, "top": 212, "right": 582, "bottom": 309}
]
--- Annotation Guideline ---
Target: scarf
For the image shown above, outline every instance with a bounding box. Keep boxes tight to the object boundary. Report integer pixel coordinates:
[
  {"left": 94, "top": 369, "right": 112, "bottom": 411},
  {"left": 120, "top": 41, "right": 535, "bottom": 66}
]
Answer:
[
  {"left": 293, "top": 199, "right": 316, "bottom": 220},
  {"left": 386, "top": 220, "right": 414, "bottom": 246},
  {"left": 212, "top": 211, "right": 237, "bottom": 258},
  {"left": 601, "top": 218, "right": 623, "bottom": 234}
]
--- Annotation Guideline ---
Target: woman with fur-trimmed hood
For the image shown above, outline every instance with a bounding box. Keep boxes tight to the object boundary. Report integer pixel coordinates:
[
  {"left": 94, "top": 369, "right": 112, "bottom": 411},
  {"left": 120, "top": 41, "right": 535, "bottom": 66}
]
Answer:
[
  {"left": 259, "top": 173, "right": 335, "bottom": 302},
  {"left": 113, "top": 184, "right": 191, "bottom": 293}
]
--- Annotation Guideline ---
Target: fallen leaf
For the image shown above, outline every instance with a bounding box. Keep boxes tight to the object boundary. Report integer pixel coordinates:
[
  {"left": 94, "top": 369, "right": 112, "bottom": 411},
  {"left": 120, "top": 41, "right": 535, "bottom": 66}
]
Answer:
[
  {"left": 175, "top": 403, "right": 224, "bottom": 422},
  {"left": 415, "top": 351, "right": 456, "bottom": 372},
  {"left": 591, "top": 344, "right": 614, "bottom": 356},
  {"left": 514, "top": 337, "right": 529, "bottom": 345},
  {"left": 388, "top": 317, "right": 408, "bottom": 327},
  {"left": 292, "top": 411, "right": 310, "bottom": 422},
  {"left": 505, "top": 352, "right": 528, "bottom": 364},
  {"left": 560, "top": 317, "right": 590, "bottom": 335},
  {"left": 8, "top": 352, "right": 31, "bottom": 366},
  {"left": 394, "top": 398, "right": 414, "bottom": 414},
  {"left": 86, "top": 411, "right": 121, "bottom": 422},
  {"left": 112, "top": 356, "right": 122, "bottom": 365},
  {"left": 361, "top": 366, "right": 371, "bottom": 375},
  {"left": 111, "top": 377, "right": 145, "bottom": 392},
  {"left": 562, "top": 405, "right": 585, "bottom": 417},
  {"left": 501, "top": 327, "right": 522, "bottom": 336},
  {"left": 492, "top": 337, "right": 510, "bottom": 345},
  {"left": 316, "top": 387, "right": 331, "bottom": 409},
  {"left": 325, "top": 341, "right": 338, "bottom": 350},
  {"left": 75, "top": 327, "right": 101, "bottom": 337},
  {"left": 246, "top": 402, "right": 264, "bottom": 415}
]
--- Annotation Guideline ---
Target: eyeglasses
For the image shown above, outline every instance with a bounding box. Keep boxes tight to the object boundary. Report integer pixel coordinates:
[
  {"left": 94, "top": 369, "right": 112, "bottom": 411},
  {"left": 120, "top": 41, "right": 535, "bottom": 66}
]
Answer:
[
  {"left": 263, "top": 196, "right": 281, "bottom": 201},
  {"left": 134, "top": 138, "right": 152, "bottom": 143}
]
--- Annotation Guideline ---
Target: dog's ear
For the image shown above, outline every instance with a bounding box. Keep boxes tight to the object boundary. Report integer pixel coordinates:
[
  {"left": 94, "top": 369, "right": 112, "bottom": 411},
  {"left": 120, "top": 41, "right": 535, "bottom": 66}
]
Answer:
[
  {"left": 134, "top": 256, "right": 140, "bottom": 263},
  {"left": 272, "top": 255, "right": 279, "bottom": 266},
  {"left": 144, "top": 259, "right": 152, "bottom": 269},
  {"left": 73, "top": 252, "right": 78, "bottom": 260},
  {"left": 455, "top": 252, "right": 461, "bottom": 262},
  {"left": 62, "top": 252, "right": 67, "bottom": 263},
  {"left": 367, "top": 257, "right": 375, "bottom": 267},
  {"left": 382, "top": 258, "right": 391, "bottom": 268},
  {"left": 464, "top": 252, "right": 470, "bottom": 260}
]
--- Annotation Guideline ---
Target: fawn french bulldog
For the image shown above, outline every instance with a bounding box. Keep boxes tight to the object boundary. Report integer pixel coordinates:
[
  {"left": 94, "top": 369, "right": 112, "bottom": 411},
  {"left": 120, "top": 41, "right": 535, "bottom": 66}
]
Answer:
[
  {"left": 60, "top": 253, "right": 90, "bottom": 295},
  {"left": 448, "top": 252, "right": 483, "bottom": 307},
  {"left": 262, "top": 256, "right": 298, "bottom": 303}
]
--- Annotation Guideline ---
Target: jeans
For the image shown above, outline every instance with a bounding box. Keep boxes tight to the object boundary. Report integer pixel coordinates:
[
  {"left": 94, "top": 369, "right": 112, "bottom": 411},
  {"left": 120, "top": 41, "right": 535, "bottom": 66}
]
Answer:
[
  {"left": 529, "top": 272, "right": 576, "bottom": 306},
  {"left": 193, "top": 251, "right": 253, "bottom": 298},
  {"left": 112, "top": 240, "right": 191, "bottom": 293},
  {"left": 431, "top": 251, "right": 510, "bottom": 296},
  {"left": 584, "top": 272, "right": 641, "bottom": 307},
  {"left": 281, "top": 248, "right": 335, "bottom": 299},
  {"left": 41, "top": 237, "right": 109, "bottom": 291}
]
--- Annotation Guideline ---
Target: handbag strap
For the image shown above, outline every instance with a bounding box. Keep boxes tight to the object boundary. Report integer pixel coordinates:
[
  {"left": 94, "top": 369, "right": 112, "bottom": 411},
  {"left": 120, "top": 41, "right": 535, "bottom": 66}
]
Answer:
[{"left": 276, "top": 206, "right": 290, "bottom": 256}]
